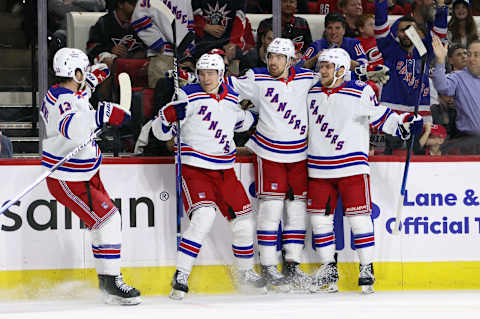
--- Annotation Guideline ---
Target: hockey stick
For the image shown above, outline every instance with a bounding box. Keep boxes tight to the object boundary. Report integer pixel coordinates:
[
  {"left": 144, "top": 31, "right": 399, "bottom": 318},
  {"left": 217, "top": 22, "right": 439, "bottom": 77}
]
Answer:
[
  {"left": 392, "top": 26, "right": 428, "bottom": 235},
  {"left": 149, "top": 0, "right": 195, "bottom": 248},
  {"left": 0, "top": 73, "right": 132, "bottom": 216},
  {"left": 150, "top": 0, "right": 182, "bottom": 248}
]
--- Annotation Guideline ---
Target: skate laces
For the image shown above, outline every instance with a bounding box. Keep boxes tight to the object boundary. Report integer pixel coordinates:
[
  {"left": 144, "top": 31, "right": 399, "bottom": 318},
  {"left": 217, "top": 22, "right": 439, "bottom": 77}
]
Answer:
[
  {"left": 264, "top": 265, "right": 284, "bottom": 279},
  {"left": 176, "top": 271, "right": 189, "bottom": 285},
  {"left": 114, "top": 275, "right": 134, "bottom": 293},
  {"left": 359, "top": 264, "right": 373, "bottom": 278},
  {"left": 244, "top": 269, "right": 262, "bottom": 281},
  {"left": 315, "top": 263, "right": 338, "bottom": 284}
]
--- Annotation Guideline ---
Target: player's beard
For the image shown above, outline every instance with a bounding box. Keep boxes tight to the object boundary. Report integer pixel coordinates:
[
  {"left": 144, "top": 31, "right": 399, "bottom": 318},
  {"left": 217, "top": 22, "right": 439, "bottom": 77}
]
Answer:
[{"left": 399, "top": 37, "right": 413, "bottom": 50}]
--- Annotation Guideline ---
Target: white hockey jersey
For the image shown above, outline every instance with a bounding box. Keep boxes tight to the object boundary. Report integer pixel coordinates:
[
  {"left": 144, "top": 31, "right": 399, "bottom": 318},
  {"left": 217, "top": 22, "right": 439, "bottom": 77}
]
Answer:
[
  {"left": 152, "top": 82, "right": 255, "bottom": 170},
  {"left": 131, "top": 0, "right": 194, "bottom": 56},
  {"left": 40, "top": 85, "right": 101, "bottom": 182},
  {"left": 307, "top": 80, "right": 401, "bottom": 178},
  {"left": 226, "top": 66, "right": 318, "bottom": 163}
]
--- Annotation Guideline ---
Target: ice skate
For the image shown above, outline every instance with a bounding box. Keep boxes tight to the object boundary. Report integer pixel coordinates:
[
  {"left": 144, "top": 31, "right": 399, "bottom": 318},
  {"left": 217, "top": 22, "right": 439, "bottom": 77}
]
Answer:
[
  {"left": 231, "top": 267, "right": 268, "bottom": 294},
  {"left": 261, "top": 265, "right": 291, "bottom": 292},
  {"left": 169, "top": 270, "right": 190, "bottom": 300},
  {"left": 282, "top": 261, "right": 313, "bottom": 293},
  {"left": 98, "top": 274, "right": 142, "bottom": 305},
  {"left": 359, "top": 263, "right": 375, "bottom": 294},
  {"left": 310, "top": 262, "right": 339, "bottom": 293}
]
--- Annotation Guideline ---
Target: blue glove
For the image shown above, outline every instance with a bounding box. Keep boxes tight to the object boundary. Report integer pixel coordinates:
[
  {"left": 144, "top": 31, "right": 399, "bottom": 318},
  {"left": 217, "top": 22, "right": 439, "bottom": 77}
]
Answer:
[
  {"left": 160, "top": 100, "right": 187, "bottom": 123},
  {"left": 397, "top": 113, "right": 424, "bottom": 140}
]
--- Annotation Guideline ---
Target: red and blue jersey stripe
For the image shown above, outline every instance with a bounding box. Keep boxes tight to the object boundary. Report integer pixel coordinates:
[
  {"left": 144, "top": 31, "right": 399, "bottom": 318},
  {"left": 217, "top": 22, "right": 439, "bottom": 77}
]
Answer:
[
  {"left": 308, "top": 152, "right": 369, "bottom": 170},
  {"left": 178, "top": 237, "right": 202, "bottom": 258},
  {"left": 353, "top": 232, "right": 375, "bottom": 249},
  {"left": 232, "top": 244, "right": 254, "bottom": 259},
  {"left": 176, "top": 144, "right": 236, "bottom": 164},
  {"left": 131, "top": 16, "right": 153, "bottom": 33},
  {"left": 257, "top": 230, "right": 278, "bottom": 246},
  {"left": 282, "top": 230, "right": 306, "bottom": 245},
  {"left": 92, "top": 244, "right": 121, "bottom": 259},
  {"left": 58, "top": 113, "right": 75, "bottom": 139},
  {"left": 312, "top": 232, "right": 335, "bottom": 249},
  {"left": 250, "top": 131, "right": 307, "bottom": 155},
  {"left": 42, "top": 151, "right": 102, "bottom": 173}
]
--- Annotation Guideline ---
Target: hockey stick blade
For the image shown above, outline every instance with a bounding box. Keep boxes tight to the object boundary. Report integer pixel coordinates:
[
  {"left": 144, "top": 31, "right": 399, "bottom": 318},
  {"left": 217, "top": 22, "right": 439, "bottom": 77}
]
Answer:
[
  {"left": 405, "top": 25, "right": 427, "bottom": 57},
  {"left": 118, "top": 72, "right": 132, "bottom": 111},
  {"left": 149, "top": 0, "right": 175, "bottom": 24}
]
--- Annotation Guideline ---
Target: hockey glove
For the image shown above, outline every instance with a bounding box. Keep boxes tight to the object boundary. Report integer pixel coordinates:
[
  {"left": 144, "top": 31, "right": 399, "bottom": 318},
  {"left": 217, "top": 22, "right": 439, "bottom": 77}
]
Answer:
[
  {"left": 160, "top": 100, "right": 188, "bottom": 123},
  {"left": 96, "top": 101, "right": 131, "bottom": 128},
  {"left": 354, "top": 64, "right": 369, "bottom": 82},
  {"left": 85, "top": 63, "right": 110, "bottom": 92},
  {"left": 366, "top": 65, "right": 390, "bottom": 85},
  {"left": 397, "top": 113, "right": 424, "bottom": 140},
  {"left": 354, "top": 64, "right": 390, "bottom": 84}
]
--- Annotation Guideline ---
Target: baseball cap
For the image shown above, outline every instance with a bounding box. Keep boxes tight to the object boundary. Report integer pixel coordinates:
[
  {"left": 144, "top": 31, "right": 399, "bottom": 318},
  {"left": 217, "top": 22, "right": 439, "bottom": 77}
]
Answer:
[{"left": 430, "top": 124, "right": 447, "bottom": 139}]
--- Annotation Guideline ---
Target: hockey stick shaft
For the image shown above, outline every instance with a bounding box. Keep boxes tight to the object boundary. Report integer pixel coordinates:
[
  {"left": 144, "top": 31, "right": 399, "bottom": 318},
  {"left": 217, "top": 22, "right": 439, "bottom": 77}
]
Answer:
[
  {"left": 392, "top": 54, "right": 428, "bottom": 234},
  {"left": 171, "top": 21, "right": 183, "bottom": 249},
  {"left": 0, "top": 128, "right": 103, "bottom": 216}
]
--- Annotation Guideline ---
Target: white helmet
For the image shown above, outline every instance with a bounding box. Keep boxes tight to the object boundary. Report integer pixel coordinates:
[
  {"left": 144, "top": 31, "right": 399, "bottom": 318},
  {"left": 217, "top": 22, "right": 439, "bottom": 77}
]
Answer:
[
  {"left": 53, "top": 48, "right": 89, "bottom": 83},
  {"left": 317, "top": 48, "right": 351, "bottom": 87},
  {"left": 267, "top": 37, "right": 295, "bottom": 64},
  {"left": 196, "top": 53, "right": 225, "bottom": 79}
]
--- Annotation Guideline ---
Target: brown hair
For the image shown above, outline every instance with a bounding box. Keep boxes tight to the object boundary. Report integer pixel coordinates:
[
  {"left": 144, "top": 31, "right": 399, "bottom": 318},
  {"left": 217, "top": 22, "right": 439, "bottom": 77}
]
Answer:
[
  {"left": 355, "top": 14, "right": 374, "bottom": 30},
  {"left": 448, "top": 3, "right": 479, "bottom": 46}
]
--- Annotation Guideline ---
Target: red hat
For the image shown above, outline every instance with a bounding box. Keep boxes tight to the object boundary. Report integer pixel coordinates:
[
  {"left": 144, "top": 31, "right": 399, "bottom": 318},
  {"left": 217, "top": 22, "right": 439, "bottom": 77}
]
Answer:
[{"left": 430, "top": 124, "right": 447, "bottom": 139}]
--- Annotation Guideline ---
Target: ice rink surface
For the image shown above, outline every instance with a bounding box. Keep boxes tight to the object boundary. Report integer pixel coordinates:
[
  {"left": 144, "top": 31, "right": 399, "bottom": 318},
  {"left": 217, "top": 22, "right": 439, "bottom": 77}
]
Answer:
[{"left": 0, "top": 290, "right": 479, "bottom": 319}]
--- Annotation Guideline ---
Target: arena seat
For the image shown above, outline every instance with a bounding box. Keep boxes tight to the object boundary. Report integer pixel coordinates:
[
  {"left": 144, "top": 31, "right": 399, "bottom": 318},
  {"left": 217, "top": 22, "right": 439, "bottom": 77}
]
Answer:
[
  {"left": 113, "top": 58, "right": 149, "bottom": 87},
  {"left": 67, "top": 12, "right": 409, "bottom": 51}
]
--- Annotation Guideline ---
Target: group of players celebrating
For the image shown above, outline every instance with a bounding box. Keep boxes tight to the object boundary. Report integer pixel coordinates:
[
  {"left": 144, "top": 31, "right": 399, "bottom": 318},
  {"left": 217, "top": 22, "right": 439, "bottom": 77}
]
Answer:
[{"left": 41, "top": 38, "right": 422, "bottom": 305}]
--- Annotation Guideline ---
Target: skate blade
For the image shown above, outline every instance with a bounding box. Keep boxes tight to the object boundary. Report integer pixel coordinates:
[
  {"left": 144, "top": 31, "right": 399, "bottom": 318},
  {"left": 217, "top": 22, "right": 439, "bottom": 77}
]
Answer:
[
  {"left": 361, "top": 285, "right": 374, "bottom": 294},
  {"left": 267, "top": 283, "right": 291, "bottom": 293},
  {"left": 309, "top": 282, "right": 338, "bottom": 293},
  {"left": 236, "top": 285, "right": 268, "bottom": 295},
  {"left": 169, "top": 289, "right": 186, "bottom": 300},
  {"left": 104, "top": 295, "right": 142, "bottom": 306}
]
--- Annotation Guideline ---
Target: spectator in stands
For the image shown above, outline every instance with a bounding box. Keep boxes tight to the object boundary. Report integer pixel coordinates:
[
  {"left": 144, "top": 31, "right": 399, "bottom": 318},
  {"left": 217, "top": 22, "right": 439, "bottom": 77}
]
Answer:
[
  {"left": 307, "top": 0, "right": 339, "bottom": 14},
  {"left": 374, "top": 0, "right": 448, "bottom": 154},
  {"left": 448, "top": 0, "right": 478, "bottom": 47},
  {"left": 193, "top": 0, "right": 250, "bottom": 63},
  {"left": 87, "top": 0, "right": 146, "bottom": 100},
  {"left": 256, "top": 0, "right": 312, "bottom": 58},
  {"left": 447, "top": 43, "right": 468, "bottom": 72},
  {"left": 301, "top": 12, "right": 367, "bottom": 71},
  {"left": 135, "top": 57, "right": 196, "bottom": 156},
  {"left": 432, "top": 36, "right": 480, "bottom": 154},
  {"left": 339, "top": 0, "right": 363, "bottom": 37},
  {"left": 362, "top": 0, "right": 412, "bottom": 15},
  {"left": 418, "top": 124, "right": 447, "bottom": 155},
  {"left": 355, "top": 14, "right": 384, "bottom": 70},
  {"left": 246, "top": 0, "right": 310, "bottom": 13},
  {"left": 0, "top": 132, "right": 13, "bottom": 158},
  {"left": 239, "top": 24, "right": 273, "bottom": 73}
]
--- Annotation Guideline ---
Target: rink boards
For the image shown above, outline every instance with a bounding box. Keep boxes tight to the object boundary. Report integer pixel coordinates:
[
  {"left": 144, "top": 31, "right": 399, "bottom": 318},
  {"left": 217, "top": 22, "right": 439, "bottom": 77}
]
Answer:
[{"left": 1, "top": 157, "right": 480, "bottom": 298}]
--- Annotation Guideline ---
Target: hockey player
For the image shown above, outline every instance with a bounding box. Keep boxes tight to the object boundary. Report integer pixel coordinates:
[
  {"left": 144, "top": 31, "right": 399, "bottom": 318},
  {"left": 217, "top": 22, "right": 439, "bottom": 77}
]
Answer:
[
  {"left": 226, "top": 38, "right": 318, "bottom": 292},
  {"left": 306, "top": 48, "right": 422, "bottom": 293},
  {"left": 151, "top": 53, "right": 266, "bottom": 300},
  {"left": 131, "top": 0, "right": 194, "bottom": 88},
  {"left": 40, "top": 48, "right": 140, "bottom": 305}
]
